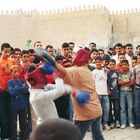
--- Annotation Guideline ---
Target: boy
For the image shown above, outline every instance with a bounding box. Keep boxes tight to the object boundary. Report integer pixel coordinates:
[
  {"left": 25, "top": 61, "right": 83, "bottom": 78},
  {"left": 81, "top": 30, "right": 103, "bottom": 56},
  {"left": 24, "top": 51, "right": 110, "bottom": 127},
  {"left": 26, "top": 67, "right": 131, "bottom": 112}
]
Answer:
[
  {"left": 0, "top": 43, "right": 15, "bottom": 140},
  {"left": 8, "top": 65, "right": 29, "bottom": 140},
  {"left": 107, "top": 59, "right": 120, "bottom": 128},
  {"left": 92, "top": 56, "right": 110, "bottom": 130},
  {"left": 116, "top": 53, "right": 126, "bottom": 72},
  {"left": 26, "top": 65, "right": 72, "bottom": 125},
  {"left": 131, "top": 56, "right": 138, "bottom": 68},
  {"left": 118, "top": 60, "right": 134, "bottom": 129}
]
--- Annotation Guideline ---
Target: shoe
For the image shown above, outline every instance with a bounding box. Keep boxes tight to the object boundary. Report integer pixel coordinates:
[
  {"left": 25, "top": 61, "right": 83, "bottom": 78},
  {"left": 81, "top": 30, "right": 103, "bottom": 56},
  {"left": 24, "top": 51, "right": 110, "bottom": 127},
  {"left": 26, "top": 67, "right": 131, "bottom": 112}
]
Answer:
[
  {"left": 135, "top": 124, "right": 140, "bottom": 129},
  {"left": 116, "top": 120, "right": 120, "bottom": 128},
  {"left": 120, "top": 124, "right": 126, "bottom": 129},
  {"left": 103, "top": 123, "right": 111, "bottom": 130},
  {"left": 110, "top": 123, "right": 115, "bottom": 129},
  {"left": 129, "top": 123, "right": 135, "bottom": 128}
]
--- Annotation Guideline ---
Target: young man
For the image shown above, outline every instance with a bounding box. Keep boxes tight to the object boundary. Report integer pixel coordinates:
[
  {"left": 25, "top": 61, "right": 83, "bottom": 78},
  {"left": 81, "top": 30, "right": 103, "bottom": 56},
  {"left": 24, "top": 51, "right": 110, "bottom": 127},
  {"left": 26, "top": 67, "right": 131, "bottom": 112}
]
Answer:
[
  {"left": 0, "top": 43, "right": 15, "bottom": 140},
  {"left": 35, "top": 48, "right": 104, "bottom": 140}
]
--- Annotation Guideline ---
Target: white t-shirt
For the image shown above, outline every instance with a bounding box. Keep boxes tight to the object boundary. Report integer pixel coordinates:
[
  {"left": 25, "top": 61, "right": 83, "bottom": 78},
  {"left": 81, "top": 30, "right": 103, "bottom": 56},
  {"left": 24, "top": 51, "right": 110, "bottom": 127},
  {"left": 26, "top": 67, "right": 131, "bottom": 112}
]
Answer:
[{"left": 92, "top": 69, "right": 108, "bottom": 95}]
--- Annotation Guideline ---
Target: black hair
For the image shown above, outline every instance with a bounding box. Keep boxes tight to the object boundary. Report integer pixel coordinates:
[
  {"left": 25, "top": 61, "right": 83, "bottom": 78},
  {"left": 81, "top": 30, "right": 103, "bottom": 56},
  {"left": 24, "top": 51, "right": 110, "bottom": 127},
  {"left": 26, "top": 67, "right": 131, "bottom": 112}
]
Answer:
[
  {"left": 89, "top": 42, "right": 96, "bottom": 47},
  {"left": 69, "top": 42, "right": 74, "bottom": 45},
  {"left": 28, "top": 49, "right": 35, "bottom": 54},
  {"left": 136, "top": 45, "right": 140, "bottom": 49},
  {"left": 95, "top": 56, "right": 102, "bottom": 62},
  {"left": 114, "top": 43, "right": 122, "bottom": 49},
  {"left": 30, "top": 119, "right": 82, "bottom": 140},
  {"left": 34, "top": 41, "right": 41, "bottom": 47},
  {"left": 126, "top": 43, "right": 133, "bottom": 47},
  {"left": 1, "top": 43, "right": 11, "bottom": 51},
  {"left": 99, "top": 49, "right": 104, "bottom": 53},
  {"left": 55, "top": 55, "right": 64, "bottom": 61},
  {"left": 14, "top": 48, "right": 21, "bottom": 52},
  {"left": 121, "top": 59, "right": 129, "bottom": 65},
  {"left": 90, "top": 49, "right": 99, "bottom": 56},
  {"left": 62, "top": 42, "right": 69, "bottom": 48},
  {"left": 21, "top": 50, "right": 29, "bottom": 56},
  {"left": 132, "top": 56, "right": 137, "bottom": 61},
  {"left": 109, "top": 59, "right": 116, "bottom": 64},
  {"left": 84, "top": 47, "right": 90, "bottom": 52},
  {"left": 102, "top": 54, "right": 110, "bottom": 61},
  {"left": 46, "top": 45, "right": 53, "bottom": 50}
]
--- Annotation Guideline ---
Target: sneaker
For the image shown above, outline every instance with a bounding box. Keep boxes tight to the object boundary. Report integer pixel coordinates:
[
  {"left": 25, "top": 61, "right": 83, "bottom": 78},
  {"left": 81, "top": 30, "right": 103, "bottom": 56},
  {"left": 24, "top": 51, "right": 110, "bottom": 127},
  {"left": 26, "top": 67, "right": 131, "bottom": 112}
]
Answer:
[
  {"left": 129, "top": 123, "right": 135, "bottom": 128},
  {"left": 110, "top": 123, "right": 115, "bottom": 129},
  {"left": 103, "top": 123, "right": 111, "bottom": 130},
  {"left": 116, "top": 120, "right": 120, "bottom": 128},
  {"left": 120, "top": 124, "right": 126, "bottom": 129}
]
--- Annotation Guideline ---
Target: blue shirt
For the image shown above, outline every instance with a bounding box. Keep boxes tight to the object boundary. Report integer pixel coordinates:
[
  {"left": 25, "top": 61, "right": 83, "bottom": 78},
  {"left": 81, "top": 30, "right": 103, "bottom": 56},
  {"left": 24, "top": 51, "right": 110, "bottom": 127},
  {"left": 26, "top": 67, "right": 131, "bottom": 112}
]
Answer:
[{"left": 8, "top": 79, "right": 29, "bottom": 110}]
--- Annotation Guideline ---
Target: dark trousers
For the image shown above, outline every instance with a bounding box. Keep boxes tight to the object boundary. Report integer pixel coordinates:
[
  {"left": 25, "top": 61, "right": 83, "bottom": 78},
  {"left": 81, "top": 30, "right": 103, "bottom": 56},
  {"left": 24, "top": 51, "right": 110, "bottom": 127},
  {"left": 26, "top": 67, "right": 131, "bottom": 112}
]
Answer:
[
  {"left": 55, "top": 95, "right": 69, "bottom": 120},
  {"left": 11, "top": 108, "right": 27, "bottom": 140},
  {"left": 109, "top": 99, "right": 120, "bottom": 124},
  {"left": 0, "top": 92, "right": 11, "bottom": 140},
  {"left": 26, "top": 92, "right": 32, "bottom": 138}
]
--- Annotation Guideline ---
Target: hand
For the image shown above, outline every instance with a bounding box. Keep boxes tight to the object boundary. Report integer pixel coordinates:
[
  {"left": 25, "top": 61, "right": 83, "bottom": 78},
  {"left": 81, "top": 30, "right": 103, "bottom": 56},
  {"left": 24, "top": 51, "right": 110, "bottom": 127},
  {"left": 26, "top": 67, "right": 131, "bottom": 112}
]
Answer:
[{"left": 35, "top": 48, "right": 56, "bottom": 66}]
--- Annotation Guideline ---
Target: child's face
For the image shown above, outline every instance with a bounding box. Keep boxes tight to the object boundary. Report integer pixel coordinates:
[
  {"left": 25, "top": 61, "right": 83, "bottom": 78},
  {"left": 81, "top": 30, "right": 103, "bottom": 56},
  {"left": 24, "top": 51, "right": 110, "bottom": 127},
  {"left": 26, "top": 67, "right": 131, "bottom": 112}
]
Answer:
[
  {"left": 56, "top": 60, "right": 63, "bottom": 65},
  {"left": 109, "top": 62, "right": 116, "bottom": 70},
  {"left": 21, "top": 54, "right": 30, "bottom": 63},
  {"left": 90, "top": 51, "right": 99, "bottom": 61},
  {"left": 118, "top": 55, "right": 125, "bottom": 63},
  {"left": 11, "top": 68, "right": 20, "bottom": 79},
  {"left": 132, "top": 60, "right": 137, "bottom": 67},
  {"left": 103, "top": 60, "right": 109, "bottom": 67},
  {"left": 137, "top": 55, "right": 140, "bottom": 64},
  {"left": 121, "top": 62, "right": 129, "bottom": 71},
  {"left": 95, "top": 60, "right": 102, "bottom": 69},
  {"left": 2, "top": 48, "right": 11, "bottom": 58}
]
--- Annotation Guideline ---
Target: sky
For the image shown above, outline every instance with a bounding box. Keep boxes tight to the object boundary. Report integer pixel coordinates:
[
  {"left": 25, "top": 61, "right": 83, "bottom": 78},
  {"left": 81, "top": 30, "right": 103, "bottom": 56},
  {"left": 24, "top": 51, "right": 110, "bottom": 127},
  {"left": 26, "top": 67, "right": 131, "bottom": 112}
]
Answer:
[{"left": 0, "top": 0, "right": 140, "bottom": 11}]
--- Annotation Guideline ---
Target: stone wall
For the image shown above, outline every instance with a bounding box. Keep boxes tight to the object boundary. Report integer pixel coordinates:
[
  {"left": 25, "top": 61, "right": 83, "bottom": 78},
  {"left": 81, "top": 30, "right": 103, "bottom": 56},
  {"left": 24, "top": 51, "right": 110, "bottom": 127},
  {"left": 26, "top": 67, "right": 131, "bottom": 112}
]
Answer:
[
  {"left": 111, "top": 9, "right": 140, "bottom": 46},
  {"left": 0, "top": 5, "right": 140, "bottom": 50}
]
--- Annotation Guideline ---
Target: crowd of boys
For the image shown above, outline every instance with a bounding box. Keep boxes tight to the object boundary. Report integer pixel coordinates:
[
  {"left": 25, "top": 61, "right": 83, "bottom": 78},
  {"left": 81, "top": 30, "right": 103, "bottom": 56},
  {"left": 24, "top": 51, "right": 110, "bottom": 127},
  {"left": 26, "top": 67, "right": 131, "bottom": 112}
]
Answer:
[{"left": 0, "top": 41, "right": 140, "bottom": 140}]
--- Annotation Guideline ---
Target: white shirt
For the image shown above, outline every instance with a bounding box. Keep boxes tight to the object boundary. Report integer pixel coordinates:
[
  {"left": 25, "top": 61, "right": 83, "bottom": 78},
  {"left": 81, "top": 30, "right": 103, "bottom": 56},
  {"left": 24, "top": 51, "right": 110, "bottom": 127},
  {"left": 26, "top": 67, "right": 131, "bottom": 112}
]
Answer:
[
  {"left": 92, "top": 69, "right": 108, "bottom": 95},
  {"left": 29, "top": 78, "right": 71, "bottom": 125},
  {"left": 112, "top": 54, "right": 132, "bottom": 65}
]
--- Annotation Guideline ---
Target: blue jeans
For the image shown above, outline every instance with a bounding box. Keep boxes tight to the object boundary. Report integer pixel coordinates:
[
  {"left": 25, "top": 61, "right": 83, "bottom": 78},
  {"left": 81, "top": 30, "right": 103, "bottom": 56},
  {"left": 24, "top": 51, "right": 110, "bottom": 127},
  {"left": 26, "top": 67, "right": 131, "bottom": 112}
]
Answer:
[
  {"left": 135, "top": 87, "right": 140, "bottom": 127},
  {"left": 99, "top": 95, "right": 110, "bottom": 124},
  {"left": 75, "top": 116, "right": 105, "bottom": 140},
  {"left": 120, "top": 90, "right": 134, "bottom": 125}
]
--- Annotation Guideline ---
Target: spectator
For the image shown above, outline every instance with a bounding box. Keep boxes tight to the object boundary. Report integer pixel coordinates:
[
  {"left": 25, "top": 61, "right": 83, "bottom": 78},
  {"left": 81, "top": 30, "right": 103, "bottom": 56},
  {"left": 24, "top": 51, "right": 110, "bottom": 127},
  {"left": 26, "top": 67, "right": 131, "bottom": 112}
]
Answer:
[
  {"left": 8, "top": 65, "right": 29, "bottom": 140},
  {"left": 30, "top": 118, "right": 82, "bottom": 140},
  {"left": 92, "top": 56, "right": 110, "bottom": 130},
  {"left": 118, "top": 60, "right": 134, "bottom": 129},
  {"left": 0, "top": 43, "right": 15, "bottom": 140},
  {"left": 107, "top": 59, "right": 120, "bottom": 128}
]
